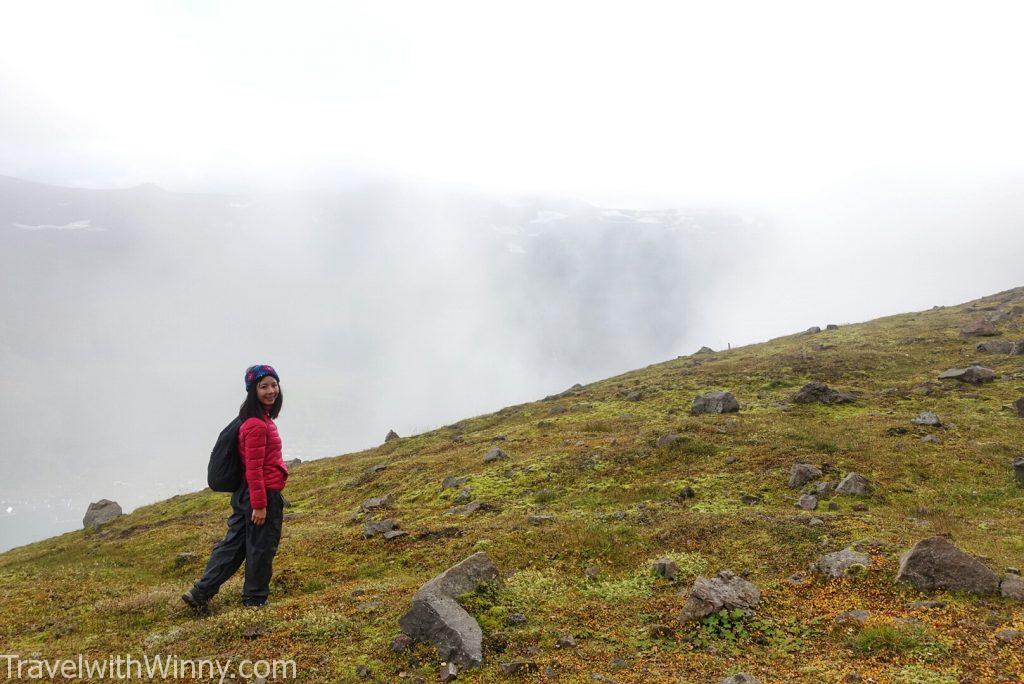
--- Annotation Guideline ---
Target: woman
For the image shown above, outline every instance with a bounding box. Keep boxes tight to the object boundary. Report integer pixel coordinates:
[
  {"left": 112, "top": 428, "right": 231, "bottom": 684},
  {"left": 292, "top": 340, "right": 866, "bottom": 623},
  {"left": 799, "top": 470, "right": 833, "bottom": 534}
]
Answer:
[{"left": 182, "top": 364, "right": 289, "bottom": 611}]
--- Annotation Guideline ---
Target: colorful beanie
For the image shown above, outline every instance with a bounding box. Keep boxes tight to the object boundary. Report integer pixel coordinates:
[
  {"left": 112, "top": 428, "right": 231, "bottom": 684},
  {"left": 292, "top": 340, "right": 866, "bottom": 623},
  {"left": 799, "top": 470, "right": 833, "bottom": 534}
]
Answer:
[{"left": 245, "top": 364, "right": 280, "bottom": 392}]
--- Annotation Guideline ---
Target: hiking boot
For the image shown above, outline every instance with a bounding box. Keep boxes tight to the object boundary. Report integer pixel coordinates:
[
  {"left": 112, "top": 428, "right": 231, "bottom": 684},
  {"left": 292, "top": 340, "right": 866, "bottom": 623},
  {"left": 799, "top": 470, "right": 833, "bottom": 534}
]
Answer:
[
  {"left": 181, "top": 588, "right": 210, "bottom": 613},
  {"left": 242, "top": 600, "right": 268, "bottom": 609}
]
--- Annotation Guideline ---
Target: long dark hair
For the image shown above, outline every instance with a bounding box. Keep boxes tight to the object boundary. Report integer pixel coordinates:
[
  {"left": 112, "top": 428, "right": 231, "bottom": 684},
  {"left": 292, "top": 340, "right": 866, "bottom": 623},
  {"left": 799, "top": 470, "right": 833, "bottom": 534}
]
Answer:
[{"left": 238, "top": 382, "right": 283, "bottom": 420}]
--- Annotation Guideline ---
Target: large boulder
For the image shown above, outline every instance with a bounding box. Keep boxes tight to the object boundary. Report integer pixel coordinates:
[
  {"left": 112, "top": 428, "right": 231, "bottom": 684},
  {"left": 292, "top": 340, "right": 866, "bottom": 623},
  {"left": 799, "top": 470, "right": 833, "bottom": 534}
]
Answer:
[
  {"left": 961, "top": 319, "right": 999, "bottom": 337},
  {"left": 678, "top": 570, "right": 760, "bottom": 622},
  {"left": 398, "top": 552, "right": 502, "bottom": 668},
  {"left": 793, "top": 382, "right": 855, "bottom": 404},
  {"left": 938, "top": 366, "right": 996, "bottom": 383},
  {"left": 895, "top": 536, "right": 999, "bottom": 595},
  {"left": 690, "top": 392, "right": 740, "bottom": 415},
  {"left": 811, "top": 547, "right": 870, "bottom": 578},
  {"left": 83, "top": 499, "right": 122, "bottom": 529},
  {"left": 788, "top": 463, "right": 822, "bottom": 489}
]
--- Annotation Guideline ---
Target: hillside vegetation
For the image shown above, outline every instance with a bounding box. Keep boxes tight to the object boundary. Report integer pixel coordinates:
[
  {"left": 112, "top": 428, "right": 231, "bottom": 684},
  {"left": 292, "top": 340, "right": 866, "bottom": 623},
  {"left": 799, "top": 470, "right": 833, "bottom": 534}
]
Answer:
[{"left": 2, "top": 288, "right": 1023, "bottom": 683}]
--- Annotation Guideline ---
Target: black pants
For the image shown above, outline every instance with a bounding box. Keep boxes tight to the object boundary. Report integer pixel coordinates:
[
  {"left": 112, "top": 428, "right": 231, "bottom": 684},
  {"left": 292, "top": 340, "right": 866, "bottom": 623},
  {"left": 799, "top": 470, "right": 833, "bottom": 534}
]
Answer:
[{"left": 192, "top": 483, "right": 284, "bottom": 606}]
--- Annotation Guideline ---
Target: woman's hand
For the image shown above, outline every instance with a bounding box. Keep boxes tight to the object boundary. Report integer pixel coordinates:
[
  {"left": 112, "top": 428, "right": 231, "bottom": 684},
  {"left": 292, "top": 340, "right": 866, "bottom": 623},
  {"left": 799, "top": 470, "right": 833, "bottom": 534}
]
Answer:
[{"left": 251, "top": 507, "right": 267, "bottom": 525}]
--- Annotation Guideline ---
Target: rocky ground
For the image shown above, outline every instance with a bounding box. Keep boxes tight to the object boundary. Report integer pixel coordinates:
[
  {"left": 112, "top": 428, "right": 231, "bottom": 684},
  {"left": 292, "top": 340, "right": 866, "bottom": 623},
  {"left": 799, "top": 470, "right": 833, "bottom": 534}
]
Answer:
[{"left": 2, "top": 287, "right": 1023, "bottom": 683}]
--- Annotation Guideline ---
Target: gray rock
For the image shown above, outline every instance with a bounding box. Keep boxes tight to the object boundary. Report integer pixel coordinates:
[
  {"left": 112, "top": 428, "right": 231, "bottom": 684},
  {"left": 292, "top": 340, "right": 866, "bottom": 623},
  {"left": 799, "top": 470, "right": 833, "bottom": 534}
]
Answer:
[
  {"left": 444, "top": 501, "right": 493, "bottom": 516},
  {"left": 656, "top": 433, "right": 683, "bottom": 449},
  {"left": 505, "top": 613, "right": 527, "bottom": 625},
  {"left": 398, "top": 552, "right": 502, "bottom": 668},
  {"left": 83, "top": 499, "right": 122, "bottom": 529},
  {"left": 483, "top": 448, "right": 508, "bottom": 463},
  {"left": 690, "top": 391, "right": 740, "bottom": 415},
  {"left": 911, "top": 411, "right": 942, "bottom": 426},
  {"left": 174, "top": 552, "right": 197, "bottom": 567},
  {"left": 812, "top": 547, "right": 870, "bottom": 578},
  {"left": 500, "top": 660, "right": 539, "bottom": 675},
  {"left": 896, "top": 536, "right": 1000, "bottom": 594},
  {"left": 834, "top": 609, "right": 870, "bottom": 626},
  {"left": 548, "top": 405, "right": 568, "bottom": 415},
  {"left": 938, "top": 366, "right": 996, "bottom": 383},
  {"left": 677, "top": 570, "right": 760, "bottom": 622},
  {"left": 826, "top": 324, "right": 839, "bottom": 330},
  {"left": 364, "top": 462, "right": 386, "bottom": 474},
  {"left": 625, "top": 390, "right": 643, "bottom": 402},
  {"left": 795, "top": 494, "right": 818, "bottom": 510},
  {"left": 1016, "top": 398, "right": 1024, "bottom": 418},
  {"left": 556, "top": 633, "right": 577, "bottom": 648},
  {"left": 441, "top": 475, "right": 469, "bottom": 490},
  {"left": 544, "top": 383, "right": 583, "bottom": 400},
  {"left": 961, "top": 319, "right": 999, "bottom": 336},
  {"left": 719, "top": 674, "right": 761, "bottom": 684},
  {"left": 285, "top": 458, "right": 303, "bottom": 469},
  {"left": 908, "top": 600, "right": 947, "bottom": 609},
  {"left": 804, "top": 326, "right": 822, "bottom": 334},
  {"left": 527, "top": 515, "right": 555, "bottom": 525},
  {"left": 390, "top": 633, "right": 414, "bottom": 652},
  {"left": 360, "top": 495, "right": 394, "bottom": 512},
  {"left": 385, "top": 429, "right": 400, "bottom": 442},
  {"left": 1000, "top": 573, "right": 1024, "bottom": 600},
  {"left": 793, "top": 381, "right": 855, "bottom": 404},
  {"left": 1013, "top": 458, "right": 1024, "bottom": 486},
  {"left": 789, "top": 463, "right": 822, "bottom": 488},
  {"left": 382, "top": 529, "right": 408, "bottom": 541},
  {"left": 814, "top": 480, "right": 837, "bottom": 494},
  {"left": 835, "top": 472, "right": 871, "bottom": 496},
  {"left": 362, "top": 519, "right": 399, "bottom": 538},
  {"left": 976, "top": 340, "right": 1015, "bottom": 354},
  {"left": 921, "top": 434, "right": 941, "bottom": 444},
  {"left": 652, "top": 557, "right": 678, "bottom": 580},
  {"left": 996, "top": 629, "right": 1023, "bottom": 643},
  {"left": 440, "top": 662, "right": 458, "bottom": 682},
  {"left": 695, "top": 346, "right": 715, "bottom": 354}
]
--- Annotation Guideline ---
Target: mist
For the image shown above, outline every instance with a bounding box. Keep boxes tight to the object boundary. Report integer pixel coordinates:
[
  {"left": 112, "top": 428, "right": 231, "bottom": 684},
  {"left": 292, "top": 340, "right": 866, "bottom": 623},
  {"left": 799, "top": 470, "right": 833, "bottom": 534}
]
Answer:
[{"left": 2, "top": 2, "right": 1024, "bottom": 551}]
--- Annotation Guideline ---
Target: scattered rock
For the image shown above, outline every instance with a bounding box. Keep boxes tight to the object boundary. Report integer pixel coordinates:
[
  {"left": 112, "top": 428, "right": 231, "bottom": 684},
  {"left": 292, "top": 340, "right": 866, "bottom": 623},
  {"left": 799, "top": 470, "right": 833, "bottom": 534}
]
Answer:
[
  {"left": 938, "top": 366, "right": 996, "bottom": 383},
  {"left": 812, "top": 547, "right": 870, "bottom": 578},
  {"left": 505, "top": 613, "right": 527, "bottom": 626},
  {"left": 454, "top": 487, "right": 473, "bottom": 504},
  {"left": 719, "top": 674, "right": 761, "bottom": 684},
  {"left": 789, "top": 463, "right": 822, "bottom": 488},
  {"left": 793, "top": 382, "right": 855, "bottom": 404},
  {"left": 1000, "top": 573, "right": 1024, "bottom": 599},
  {"left": 834, "top": 609, "right": 871, "bottom": 626},
  {"left": 996, "top": 629, "right": 1023, "bottom": 643},
  {"left": 584, "top": 566, "right": 601, "bottom": 578},
  {"left": 441, "top": 475, "right": 469, "bottom": 490},
  {"left": 364, "top": 462, "right": 386, "bottom": 474},
  {"left": 242, "top": 623, "right": 265, "bottom": 639},
  {"left": 690, "top": 391, "right": 740, "bottom": 415},
  {"left": 724, "top": 455, "right": 738, "bottom": 465},
  {"left": 1015, "top": 398, "right": 1024, "bottom": 418},
  {"left": 285, "top": 458, "right": 303, "bottom": 469},
  {"left": 656, "top": 433, "right": 683, "bottom": 449},
  {"left": 483, "top": 448, "right": 508, "bottom": 463},
  {"left": 921, "top": 434, "right": 941, "bottom": 444},
  {"left": 390, "top": 633, "right": 414, "bottom": 652},
  {"left": 440, "top": 662, "right": 458, "bottom": 682},
  {"left": 814, "top": 480, "right": 837, "bottom": 495},
  {"left": 548, "top": 405, "right": 568, "bottom": 415},
  {"left": 908, "top": 600, "right": 947, "bottom": 610},
  {"left": 835, "top": 473, "right": 871, "bottom": 496},
  {"left": 500, "top": 660, "right": 539, "bottom": 675},
  {"left": 740, "top": 494, "right": 763, "bottom": 505},
  {"left": 382, "top": 530, "right": 408, "bottom": 541},
  {"left": 826, "top": 324, "right": 839, "bottom": 330},
  {"left": 896, "top": 536, "right": 1000, "bottom": 594},
  {"left": 444, "top": 502, "right": 494, "bottom": 516},
  {"left": 678, "top": 570, "right": 761, "bottom": 622},
  {"left": 804, "top": 326, "right": 822, "bottom": 335},
  {"left": 398, "top": 552, "right": 502, "bottom": 668},
  {"left": 556, "top": 634, "right": 577, "bottom": 649},
  {"left": 527, "top": 515, "right": 555, "bottom": 525},
  {"left": 545, "top": 383, "right": 583, "bottom": 400},
  {"left": 174, "top": 552, "right": 197, "bottom": 568},
  {"left": 385, "top": 430, "right": 400, "bottom": 442},
  {"left": 795, "top": 494, "right": 818, "bottom": 511},
  {"left": 976, "top": 340, "right": 1015, "bottom": 354},
  {"left": 695, "top": 346, "right": 715, "bottom": 354},
  {"left": 652, "top": 557, "right": 679, "bottom": 580},
  {"left": 1013, "top": 458, "right": 1024, "bottom": 486},
  {"left": 961, "top": 319, "right": 999, "bottom": 337},
  {"left": 83, "top": 499, "right": 122, "bottom": 529},
  {"left": 911, "top": 411, "right": 942, "bottom": 426},
  {"left": 363, "top": 519, "right": 399, "bottom": 539},
  {"left": 360, "top": 495, "right": 394, "bottom": 512},
  {"left": 676, "top": 486, "right": 696, "bottom": 500}
]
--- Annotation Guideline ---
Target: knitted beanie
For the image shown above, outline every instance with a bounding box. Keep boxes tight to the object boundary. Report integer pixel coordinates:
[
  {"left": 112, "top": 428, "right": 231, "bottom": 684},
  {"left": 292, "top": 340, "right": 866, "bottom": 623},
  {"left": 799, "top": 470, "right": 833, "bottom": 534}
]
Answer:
[{"left": 245, "top": 364, "right": 280, "bottom": 392}]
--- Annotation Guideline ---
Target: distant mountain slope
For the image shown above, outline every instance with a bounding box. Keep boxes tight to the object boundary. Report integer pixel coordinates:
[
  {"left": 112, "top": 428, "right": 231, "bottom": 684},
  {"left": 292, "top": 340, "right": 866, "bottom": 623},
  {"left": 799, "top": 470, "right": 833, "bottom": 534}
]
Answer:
[{"left": 1, "top": 281, "right": 1022, "bottom": 682}]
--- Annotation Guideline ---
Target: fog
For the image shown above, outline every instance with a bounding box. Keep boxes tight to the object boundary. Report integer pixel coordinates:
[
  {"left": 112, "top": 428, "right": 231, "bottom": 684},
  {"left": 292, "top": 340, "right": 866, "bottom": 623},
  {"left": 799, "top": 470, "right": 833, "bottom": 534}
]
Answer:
[{"left": 2, "top": 2, "right": 1023, "bottom": 550}]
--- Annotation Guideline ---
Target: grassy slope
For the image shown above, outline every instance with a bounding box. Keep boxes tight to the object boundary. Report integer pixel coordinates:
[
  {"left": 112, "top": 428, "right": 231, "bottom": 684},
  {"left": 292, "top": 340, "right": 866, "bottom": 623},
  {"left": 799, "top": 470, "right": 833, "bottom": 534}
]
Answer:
[{"left": 2, "top": 288, "right": 1023, "bottom": 684}]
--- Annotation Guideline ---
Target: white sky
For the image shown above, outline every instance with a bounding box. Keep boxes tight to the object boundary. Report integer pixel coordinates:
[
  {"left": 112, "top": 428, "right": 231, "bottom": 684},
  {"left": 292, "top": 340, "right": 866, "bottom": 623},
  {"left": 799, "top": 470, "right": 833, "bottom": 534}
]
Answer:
[{"left": 2, "top": 1, "right": 1023, "bottom": 204}]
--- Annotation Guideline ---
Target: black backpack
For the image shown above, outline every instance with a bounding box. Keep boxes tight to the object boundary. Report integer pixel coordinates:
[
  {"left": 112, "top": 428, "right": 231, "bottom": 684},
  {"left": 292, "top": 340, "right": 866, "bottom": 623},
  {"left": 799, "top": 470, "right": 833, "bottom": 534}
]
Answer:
[{"left": 207, "top": 416, "right": 245, "bottom": 492}]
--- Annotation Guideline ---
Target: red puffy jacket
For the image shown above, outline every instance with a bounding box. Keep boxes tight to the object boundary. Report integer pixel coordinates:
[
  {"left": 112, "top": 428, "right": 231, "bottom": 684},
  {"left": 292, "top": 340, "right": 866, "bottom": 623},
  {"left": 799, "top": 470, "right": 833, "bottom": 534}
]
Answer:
[{"left": 238, "top": 409, "right": 288, "bottom": 510}]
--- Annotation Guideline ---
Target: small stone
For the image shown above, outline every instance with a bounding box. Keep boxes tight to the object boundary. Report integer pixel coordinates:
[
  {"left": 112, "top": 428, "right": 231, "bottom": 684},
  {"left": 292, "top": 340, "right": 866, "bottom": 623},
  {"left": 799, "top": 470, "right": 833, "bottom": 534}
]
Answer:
[
  {"left": 725, "top": 455, "right": 738, "bottom": 465},
  {"left": 827, "top": 501, "right": 839, "bottom": 510},
  {"left": 690, "top": 391, "right": 741, "bottom": 415},
  {"left": 610, "top": 657, "right": 628, "bottom": 670},
  {"left": 382, "top": 529, "right": 408, "bottom": 541},
  {"left": 440, "top": 662, "right": 458, "bottom": 682},
  {"left": 649, "top": 624, "right": 673, "bottom": 638},
  {"left": 793, "top": 381, "right": 855, "bottom": 404},
  {"left": 362, "top": 519, "right": 398, "bottom": 538},
  {"left": 584, "top": 566, "right": 601, "bottom": 578},
  {"left": 908, "top": 600, "right": 947, "bottom": 610},
  {"left": 355, "top": 664, "right": 372, "bottom": 678},
  {"left": 385, "top": 430, "right": 400, "bottom": 442},
  {"left": 921, "top": 434, "right": 941, "bottom": 444},
  {"left": 740, "top": 494, "right": 762, "bottom": 505},
  {"left": 938, "top": 365, "right": 996, "bottom": 383},
  {"left": 678, "top": 570, "right": 761, "bottom": 622},
  {"left": 795, "top": 494, "right": 818, "bottom": 510},
  {"left": 441, "top": 475, "right": 469, "bottom": 490},
  {"left": 719, "top": 674, "right": 761, "bottom": 684},
  {"left": 836, "top": 472, "right": 871, "bottom": 496},
  {"left": 834, "top": 609, "right": 871, "bottom": 626},
  {"left": 1014, "top": 397, "right": 1024, "bottom": 417},
  {"left": 788, "top": 463, "right": 822, "bottom": 488},
  {"left": 390, "top": 633, "right": 414, "bottom": 652},
  {"left": 676, "top": 486, "right": 696, "bottom": 500},
  {"left": 364, "top": 462, "right": 386, "bottom": 474},
  {"left": 483, "top": 448, "right": 508, "bottom": 463},
  {"left": 174, "top": 552, "right": 197, "bottom": 567},
  {"left": 360, "top": 495, "right": 394, "bottom": 511},
  {"left": 812, "top": 547, "right": 870, "bottom": 578},
  {"left": 527, "top": 515, "right": 555, "bottom": 525},
  {"left": 1013, "top": 458, "right": 1024, "bottom": 486},
  {"left": 242, "top": 623, "right": 265, "bottom": 639},
  {"left": 996, "top": 629, "right": 1023, "bottom": 643},
  {"left": 852, "top": 503, "right": 868, "bottom": 512},
  {"left": 911, "top": 411, "right": 942, "bottom": 426},
  {"left": 556, "top": 634, "right": 577, "bottom": 648},
  {"left": 506, "top": 613, "right": 527, "bottom": 625},
  {"left": 656, "top": 433, "right": 683, "bottom": 449},
  {"left": 500, "top": 660, "right": 538, "bottom": 675},
  {"left": 804, "top": 326, "right": 822, "bottom": 334},
  {"left": 1000, "top": 573, "right": 1024, "bottom": 599},
  {"left": 652, "top": 557, "right": 679, "bottom": 580}
]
